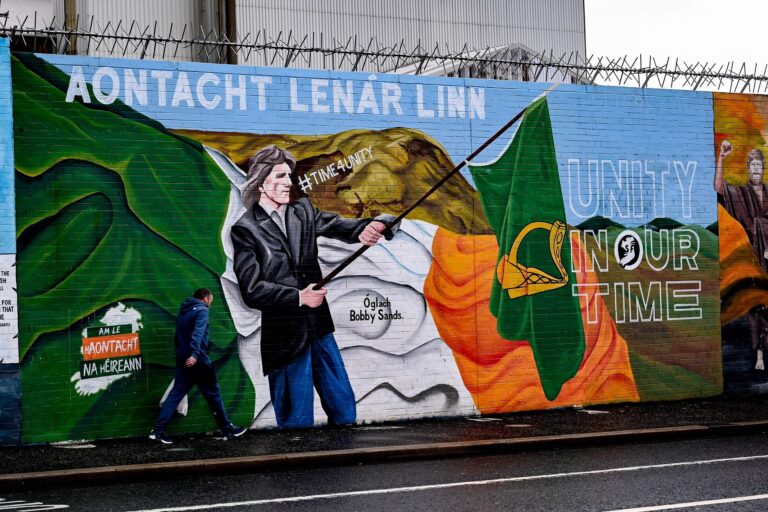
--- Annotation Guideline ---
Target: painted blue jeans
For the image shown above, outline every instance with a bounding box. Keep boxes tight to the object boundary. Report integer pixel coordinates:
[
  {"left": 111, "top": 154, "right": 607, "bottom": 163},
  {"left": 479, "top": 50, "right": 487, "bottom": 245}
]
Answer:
[{"left": 268, "top": 333, "right": 356, "bottom": 428}]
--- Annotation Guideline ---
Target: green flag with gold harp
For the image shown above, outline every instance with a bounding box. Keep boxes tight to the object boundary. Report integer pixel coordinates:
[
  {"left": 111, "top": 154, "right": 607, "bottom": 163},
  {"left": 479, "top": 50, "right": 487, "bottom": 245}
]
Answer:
[{"left": 470, "top": 96, "right": 585, "bottom": 400}]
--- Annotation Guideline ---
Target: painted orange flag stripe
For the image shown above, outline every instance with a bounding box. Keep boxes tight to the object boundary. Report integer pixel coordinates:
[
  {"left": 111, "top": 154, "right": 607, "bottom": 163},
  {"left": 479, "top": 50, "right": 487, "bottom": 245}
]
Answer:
[
  {"left": 718, "top": 203, "right": 768, "bottom": 323},
  {"left": 82, "top": 333, "right": 140, "bottom": 361},
  {"left": 424, "top": 228, "right": 638, "bottom": 414}
]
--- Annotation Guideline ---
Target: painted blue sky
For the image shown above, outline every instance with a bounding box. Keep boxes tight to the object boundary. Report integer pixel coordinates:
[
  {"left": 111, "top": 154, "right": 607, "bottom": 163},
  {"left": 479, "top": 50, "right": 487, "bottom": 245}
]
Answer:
[{"left": 41, "top": 54, "right": 717, "bottom": 227}]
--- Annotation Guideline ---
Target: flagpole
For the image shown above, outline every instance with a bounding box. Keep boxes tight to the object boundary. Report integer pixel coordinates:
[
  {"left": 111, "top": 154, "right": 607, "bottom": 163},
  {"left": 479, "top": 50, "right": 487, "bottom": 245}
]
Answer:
[{"left": 312, "top": 106, "right": 530, "bottom": 291}]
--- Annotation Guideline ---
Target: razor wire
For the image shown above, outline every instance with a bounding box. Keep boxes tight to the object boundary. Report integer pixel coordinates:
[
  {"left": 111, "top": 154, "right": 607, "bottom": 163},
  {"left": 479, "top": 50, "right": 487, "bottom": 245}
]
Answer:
[{"left": 2, "top": 10, "right": 768, "bottom": 93}]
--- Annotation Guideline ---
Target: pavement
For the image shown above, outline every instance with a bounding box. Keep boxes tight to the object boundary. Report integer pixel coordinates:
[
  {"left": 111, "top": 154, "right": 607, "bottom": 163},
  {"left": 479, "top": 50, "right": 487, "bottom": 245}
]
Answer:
[{"left": 3, "top": 395, "right": 768, "bottom": 491}]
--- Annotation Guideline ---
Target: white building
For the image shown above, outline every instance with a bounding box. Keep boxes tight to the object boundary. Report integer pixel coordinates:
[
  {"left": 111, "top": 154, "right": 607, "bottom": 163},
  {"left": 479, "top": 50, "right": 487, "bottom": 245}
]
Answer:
[{"left": 3, "top": 0, "right": 586, "bottom": 81}]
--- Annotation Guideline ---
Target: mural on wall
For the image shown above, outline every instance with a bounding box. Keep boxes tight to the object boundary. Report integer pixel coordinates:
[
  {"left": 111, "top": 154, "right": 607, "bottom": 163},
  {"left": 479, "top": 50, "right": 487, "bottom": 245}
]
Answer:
[
  {"left": 715, "top": 92, "right": 768, "bottom": 392},
  {"left": 426, "top": 91, "right": 720, "bottom": 412},
  {"left": 11, "top": 49, "right": 721, "bottom": 443},
  {"left": 0, "top": 38, "right": 19, "bottom": 445}
]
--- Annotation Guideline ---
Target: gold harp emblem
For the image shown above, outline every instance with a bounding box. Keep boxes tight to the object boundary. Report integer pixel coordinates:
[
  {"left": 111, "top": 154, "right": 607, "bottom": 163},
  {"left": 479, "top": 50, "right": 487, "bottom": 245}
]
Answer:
[{"left": 496, "top": 220, "right": 569, "bottom": 299}]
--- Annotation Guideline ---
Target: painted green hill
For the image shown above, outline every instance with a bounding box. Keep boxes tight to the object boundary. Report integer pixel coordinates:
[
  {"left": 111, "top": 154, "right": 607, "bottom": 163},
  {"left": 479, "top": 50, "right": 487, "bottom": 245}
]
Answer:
[
  {"left": 644, "top": 217, "right": 685, "bottom": 230},
  {"left": 577, "top": 223, "right": 722, "bottom": 400},
  {"left": 576, "top": 216, "right": 625, "bottom": 231},
  {"left": 13, "top": 52, "right": 253, "bottom": 442}
]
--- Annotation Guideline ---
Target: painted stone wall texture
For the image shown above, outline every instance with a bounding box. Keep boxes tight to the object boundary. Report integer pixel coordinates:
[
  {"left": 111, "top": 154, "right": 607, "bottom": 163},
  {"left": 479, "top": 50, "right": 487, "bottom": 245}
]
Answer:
[{"left": 7, "top": 51, "right": 723, "bottom": 443}]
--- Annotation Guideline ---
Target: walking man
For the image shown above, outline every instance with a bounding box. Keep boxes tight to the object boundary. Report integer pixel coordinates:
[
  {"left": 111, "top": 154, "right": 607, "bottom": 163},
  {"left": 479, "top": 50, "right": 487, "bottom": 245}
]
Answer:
[{"left": 149, "top": 288, "right": 246, "bottom": 444}]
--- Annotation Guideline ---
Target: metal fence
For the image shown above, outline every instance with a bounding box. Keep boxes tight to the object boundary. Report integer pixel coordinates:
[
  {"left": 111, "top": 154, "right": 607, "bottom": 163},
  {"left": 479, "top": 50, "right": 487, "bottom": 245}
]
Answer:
[{"left": 3, "top": 10, "right": 768, "bottom": 93}]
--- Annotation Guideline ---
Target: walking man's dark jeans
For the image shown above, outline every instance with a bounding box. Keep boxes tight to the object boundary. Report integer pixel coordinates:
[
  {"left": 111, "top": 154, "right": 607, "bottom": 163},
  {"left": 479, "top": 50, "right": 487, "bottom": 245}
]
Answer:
[{"left": 153, "top": 361, "right": 230, "bottom": 433}]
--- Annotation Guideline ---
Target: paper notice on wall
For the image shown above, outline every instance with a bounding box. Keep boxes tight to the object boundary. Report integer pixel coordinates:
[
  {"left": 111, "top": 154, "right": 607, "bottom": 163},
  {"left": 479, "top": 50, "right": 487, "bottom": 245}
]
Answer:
[{"left": 0, "top": 254, "right": 17, "bottom": 364}]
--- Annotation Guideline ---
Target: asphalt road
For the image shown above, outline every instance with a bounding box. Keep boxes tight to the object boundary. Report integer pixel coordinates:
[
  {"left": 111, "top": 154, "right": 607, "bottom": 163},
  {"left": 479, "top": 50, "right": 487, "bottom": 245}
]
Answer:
[{"left": 6, "top": 433, "right": 768, "bottom": 511}]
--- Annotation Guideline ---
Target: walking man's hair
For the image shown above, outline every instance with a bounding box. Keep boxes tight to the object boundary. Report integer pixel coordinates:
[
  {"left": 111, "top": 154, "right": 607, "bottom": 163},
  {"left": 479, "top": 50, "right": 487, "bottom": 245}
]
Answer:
[
  {"left": 193, "top": 288, "right": 212, "bottom": 300},
  {"left": 242, "top": 145, "right": 297, "bottom": 208}
]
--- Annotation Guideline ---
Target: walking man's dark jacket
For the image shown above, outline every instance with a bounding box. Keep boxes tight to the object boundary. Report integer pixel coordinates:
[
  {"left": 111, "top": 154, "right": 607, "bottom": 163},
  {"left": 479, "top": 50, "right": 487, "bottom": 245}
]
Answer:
[{"left": 174, "top": 298, "right": 212, "bottom": 365}]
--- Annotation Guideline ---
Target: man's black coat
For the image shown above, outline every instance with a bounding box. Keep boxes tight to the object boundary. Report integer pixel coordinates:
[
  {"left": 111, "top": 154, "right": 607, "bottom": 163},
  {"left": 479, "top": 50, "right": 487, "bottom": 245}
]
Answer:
[{"left": 231, "top": 197, "right": 380, "bottom": 375}]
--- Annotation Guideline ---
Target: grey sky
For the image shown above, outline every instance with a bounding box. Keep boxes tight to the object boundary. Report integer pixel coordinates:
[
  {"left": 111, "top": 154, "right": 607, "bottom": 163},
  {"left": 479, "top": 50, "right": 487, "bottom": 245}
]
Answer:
[{"left": 586, "top": 0, "right": 767, "bottom": 67}]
